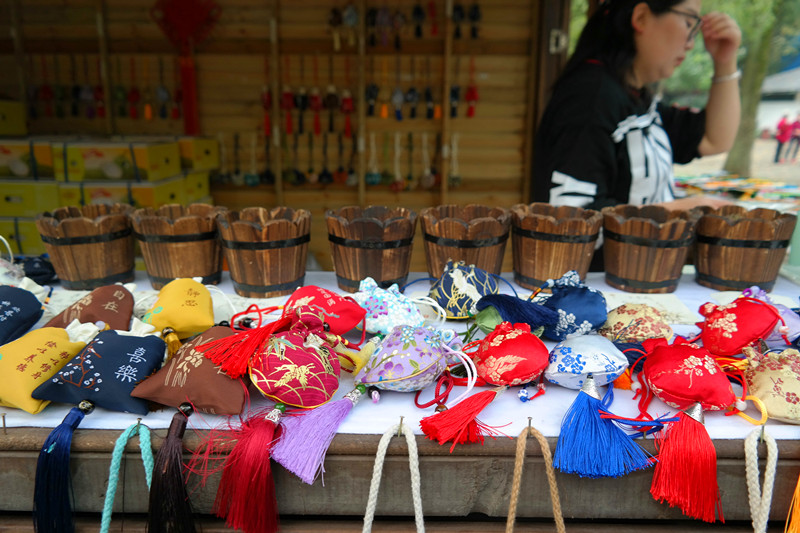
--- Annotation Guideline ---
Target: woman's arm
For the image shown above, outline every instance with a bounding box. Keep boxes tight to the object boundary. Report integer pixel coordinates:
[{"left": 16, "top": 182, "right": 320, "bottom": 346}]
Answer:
[{"left": 697, "top": 12, "right": 742, "bottom": 156}]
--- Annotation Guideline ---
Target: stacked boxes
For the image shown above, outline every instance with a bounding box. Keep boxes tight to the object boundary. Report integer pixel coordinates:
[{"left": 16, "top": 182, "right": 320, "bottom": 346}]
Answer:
[{"left": 0, "top": 137, "right": 219, "bottom": 255}]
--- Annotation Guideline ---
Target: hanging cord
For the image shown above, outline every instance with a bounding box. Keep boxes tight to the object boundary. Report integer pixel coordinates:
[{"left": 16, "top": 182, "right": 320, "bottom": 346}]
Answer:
[
  {"left": 368, "top": 131, "right": 379, "bottom": 173},
  {"left": 411, "top": 295, "right": 447, "bottom": 327},
  {"left": 506, "top": 420, "right": 566, "bottom": 533},
  {"left": 100, "top": 421, "right": 155, "bottom": 533},
  {"left": 204, "top": 283, "right": 237, "bottom": 321},
  {"left": 0, "top": 235, "right": 13, "bottom": 263},
  {"left": 362, "top": 421, "right": 424, "bottom": 533},
  {"left": 491, "top": 274, "right": 520, "bottom": 298},
  {"left": 394, "top": 131, "right": 403, "bottom": 182},
  {"left": 745, "top": 427, "right": 778, "bottom": 533},
  {"left": 450, "top": 132, "right": 459, "bottom": 178},
  {"left": 441, "top": 343, "right": 477, "bottom": 406}
]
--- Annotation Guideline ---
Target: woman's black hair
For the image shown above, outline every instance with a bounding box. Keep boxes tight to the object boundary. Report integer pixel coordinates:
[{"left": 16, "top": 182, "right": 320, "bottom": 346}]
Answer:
[{"left": 557, "top": 0, "right": 685, "bottom": 88}]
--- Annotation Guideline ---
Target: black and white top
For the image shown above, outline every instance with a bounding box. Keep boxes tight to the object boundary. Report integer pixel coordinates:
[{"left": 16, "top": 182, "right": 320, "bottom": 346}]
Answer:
[{"left": 531, "top": 62, "right": 706, "bottom": 210}]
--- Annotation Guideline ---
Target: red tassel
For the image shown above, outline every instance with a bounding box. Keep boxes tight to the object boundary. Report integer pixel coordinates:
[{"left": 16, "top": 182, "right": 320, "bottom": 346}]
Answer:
[
  {"left": 419, "top": 387, "right": 507, "bottom": 452},
  {"left": 197, "top": 316, "right": 291, "bottom": 379},
  {"left": 344, "top": 114, "right": 352, "bottom": 138},
  {"left": 214, "top": 406, "right": 284, "bottom": 533},
  {"left": 650, "top": 403, "right": 723, "bottom": 523}
]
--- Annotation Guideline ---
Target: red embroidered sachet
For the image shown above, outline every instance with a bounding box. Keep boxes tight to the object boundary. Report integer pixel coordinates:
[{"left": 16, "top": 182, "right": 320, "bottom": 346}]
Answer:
[
  {"left": 250, "top": 306, "right": 341, "bottom": 408},
  {"left": 697, "top": 297, "right": 786, "bottom": 356},
  {"left": 466, "top": 322, "right": 549, "bottom": 386},
  {"left": 640, "top": 338, "right": 735, "bottom": 412},
  {"left": 283, "top": 285, "right": 365, "bottom": 336}
]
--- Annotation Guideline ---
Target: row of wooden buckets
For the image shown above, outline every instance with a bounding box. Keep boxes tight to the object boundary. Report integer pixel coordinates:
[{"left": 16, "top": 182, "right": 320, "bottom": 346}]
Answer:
[{"left": 33, "top": 202, "right": 797, "bottom": 295}]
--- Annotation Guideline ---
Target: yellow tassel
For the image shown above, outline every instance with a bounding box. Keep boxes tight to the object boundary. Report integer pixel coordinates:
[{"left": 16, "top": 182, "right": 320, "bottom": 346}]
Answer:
[
  {"left": 144, "top": 103, "right": 153, "bottom": 121},
  {"left": 787, "top": 472, "right": 800, "bottom": 533},
  {"left": 613, "top": 368, "right": 633, "bottom": 390},
  {"left": 434, "top": 104, "right": 442, "bottom": 119},
  {"left": 380, "top": 103, "right": 388, "bottom": 119},
  {"left": 332, "top": 336, "right": 379, "bottom": 375},
  {"left": 162, "top": 327, "right": 182, "bottom": 361}
]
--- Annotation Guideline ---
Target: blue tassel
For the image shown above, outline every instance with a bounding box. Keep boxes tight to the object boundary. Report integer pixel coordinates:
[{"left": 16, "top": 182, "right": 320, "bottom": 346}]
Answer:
[
  {"left": 475, "top": 294, "right": 558, "bottom": 328},
  {"left": 33, "top": 400, "right": 94, "bottom": 533},
  {"left": 553, "top": 376, "right": 653, "bottom": 478}
]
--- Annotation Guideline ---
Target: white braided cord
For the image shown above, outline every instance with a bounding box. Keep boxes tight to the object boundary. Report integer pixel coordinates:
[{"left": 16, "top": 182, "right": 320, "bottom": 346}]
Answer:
[
  {"left": 362, "top": 422, "right": 424, "bottom": 533},
  {"left": 745, "top": 427, "right": 778, "bottom": 533}
]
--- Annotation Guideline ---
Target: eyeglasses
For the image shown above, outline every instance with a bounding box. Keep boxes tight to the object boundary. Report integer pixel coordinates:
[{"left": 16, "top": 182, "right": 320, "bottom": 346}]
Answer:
[{"left": 668, "top": 8, "right": 702, "bottom": 42}]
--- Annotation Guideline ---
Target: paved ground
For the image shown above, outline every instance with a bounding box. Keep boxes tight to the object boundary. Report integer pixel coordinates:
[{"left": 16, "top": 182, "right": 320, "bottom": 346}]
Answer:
[{"left": 676, "top": 137, "right": 800, "bottom": 185}]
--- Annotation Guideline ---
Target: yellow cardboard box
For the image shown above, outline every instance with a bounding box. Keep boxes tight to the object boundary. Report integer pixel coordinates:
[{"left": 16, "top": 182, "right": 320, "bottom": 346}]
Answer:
[
  {"left": 53, "top": 141, "right": 181, "bottom": 182},
  {"left": 0, "top": 217, "right": 46, "bottom": 255},
  {"left": 184, "top": 171, "right": 210, "bottom": 203},
  {"left": 0, "top": 139, "right": 54, "bottom": 178},
  {"left": 178, "top": 137, "right": 220, "bottom": 172},
  {"left": 113, "top": 136, "right": 220, "bottom": 172},
  {"left": 0, "top": 100, "right": 27, "bottom": 137},
  {"left": 0, "top": 180, "right": 60, "bottom": 217},
  {"left": 58, "top": 174, "right": 186, "bottom": 209}
]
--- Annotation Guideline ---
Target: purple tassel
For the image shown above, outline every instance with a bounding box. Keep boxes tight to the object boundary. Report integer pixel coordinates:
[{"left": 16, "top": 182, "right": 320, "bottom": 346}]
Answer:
[{"left": 271, "top": 385, "right": 366, "bottom": 484}]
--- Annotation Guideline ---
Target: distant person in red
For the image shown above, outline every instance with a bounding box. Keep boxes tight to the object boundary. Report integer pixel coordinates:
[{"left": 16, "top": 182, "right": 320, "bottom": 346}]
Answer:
[
  {"left": 787, "top": 113, "right": 800, "bottom": 163},
  {"left": 775, "top": 114, "right": 793, "bottom": 163}
]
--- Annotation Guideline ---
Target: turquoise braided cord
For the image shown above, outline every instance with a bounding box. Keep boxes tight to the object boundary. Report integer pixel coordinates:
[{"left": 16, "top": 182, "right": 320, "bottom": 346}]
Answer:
[
  {"left": 100, "top": 422, "right": 155, "bottom": 533},
  {"left": 137, "top": 425, "right": 154, "bottom": 489}
]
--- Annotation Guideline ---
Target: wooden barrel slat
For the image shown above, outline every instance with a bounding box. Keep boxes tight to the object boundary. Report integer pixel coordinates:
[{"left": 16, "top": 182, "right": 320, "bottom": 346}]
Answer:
[
  {"left": 217, "top": 207, "right": 310, "bottom": 298},
  {"left": 131, "top": 203, "right": 226, "bottom": 290},
  {"left": 326, "top": 206, "right": 417, "bottom": 293},
  {"left": 694, "top": 206, "right": 797, "bottom": 292},
  {"left": 35, "top": 203, "right": 135, "bottom": 290},
  {"left": 511, "top": 203, "right": 601, "bottom": 290},
  {"left": 601, "top": 205, "right": 700, "bottom": 294},
  {"left": 420, "top": 204, "right": 510, "bottom": 277}
]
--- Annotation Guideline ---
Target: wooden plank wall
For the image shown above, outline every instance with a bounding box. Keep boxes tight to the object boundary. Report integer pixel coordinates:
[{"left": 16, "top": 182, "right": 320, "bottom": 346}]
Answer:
[{"left": 0, "top": 0, "right": 570, "bottom": 272}]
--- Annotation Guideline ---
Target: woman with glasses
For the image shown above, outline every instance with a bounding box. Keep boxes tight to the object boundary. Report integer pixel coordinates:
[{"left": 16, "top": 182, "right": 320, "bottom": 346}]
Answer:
[{"left": 531, "top": 0, "right": 741, "bottom": 211}]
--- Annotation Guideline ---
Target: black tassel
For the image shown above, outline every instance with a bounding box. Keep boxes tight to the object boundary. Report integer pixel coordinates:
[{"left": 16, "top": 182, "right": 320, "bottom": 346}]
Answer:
[{"left": 148, "top": 403, "right": 197, "bottom": 533}]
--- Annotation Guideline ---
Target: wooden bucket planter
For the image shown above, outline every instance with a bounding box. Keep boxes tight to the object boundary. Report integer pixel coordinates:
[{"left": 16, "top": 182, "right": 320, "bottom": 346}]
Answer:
[
  {"left": 420, "top": 204, "right": 510, "bottom": 277},
  {"left": 694, "top": 205, "right": 797, "bottom": 292},
  {"left": 326, "top": 205, "right": 417, "bottom": 293},
  {"left": 35, "top": 204, "right": 135, "bottom": 290},
  {"left": 602, "top": 205, "right": 699, "bottom": 293},
  {"left": 511, "top": 203, "right": 601, "bottom": 289},
  {"left": 216, "top": 207, "right": 311, "bottom": 298},
  {"left": 131, "top": 203, "right": 227, "bottom": 290}
]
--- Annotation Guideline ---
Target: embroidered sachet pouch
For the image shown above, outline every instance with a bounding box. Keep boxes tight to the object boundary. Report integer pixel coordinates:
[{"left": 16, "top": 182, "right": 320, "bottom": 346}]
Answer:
[
  {"left": 141, "top": 278, "right": 215, "bottom": 339},
  {"left": 540, "top": 271, "right": 607, "bottom": 341},
  {"left": 599, "top": 303, "right": 674, "bottom": 343},
  {"left": 640, "top": 337, "right": 735, "bottom": 412},
  {"left": 351, "top": 277, "right": 425, "bottom": 335},
  {"left": 741, "top": 286, "right": 800, "bottom": 347},
  {"left": 0, "top": 321, "right": 97, "bottom": 414},
  {"left": 354, "top": 325, "right": 460, "bottom": 392},
  {"left": 544, "top": 333, "right": 628, "bottom": 389},
  {"left": 132, "top": 325, "right": 246, "bottom": 415},
  {"left": 283, "top": 284, "right": 366, "bottom": 335},
  {"left": 427, "top": 260, "right": 499, "bottom": 319},
  {"left": 249, "top": 306, "right": 341, "bottom": 408},
  {"left": 743, "top": 345, "right": 800, "bottom": 424},
  {"left": 32, "top": 321, "right": 166, "bottom": 415},
  {"left": 697, "top": 297, "right": 786, "bottom": 356},
  {"left": 466, "top": 322, "right": 549, "bottom": 386},
  {"left": 45, "top": 284, "right": 134, "bottom": 331},
  {"left": 0, "top": 285, "right": 44, "bottom": 344}
]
